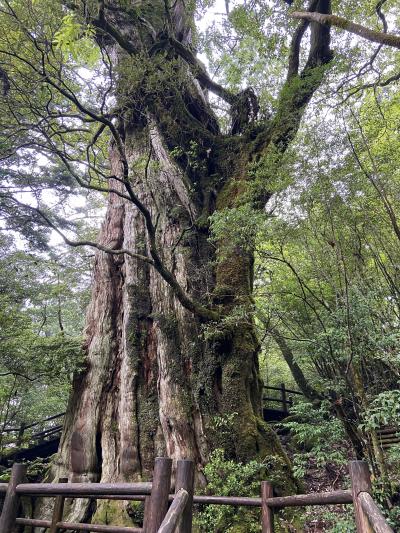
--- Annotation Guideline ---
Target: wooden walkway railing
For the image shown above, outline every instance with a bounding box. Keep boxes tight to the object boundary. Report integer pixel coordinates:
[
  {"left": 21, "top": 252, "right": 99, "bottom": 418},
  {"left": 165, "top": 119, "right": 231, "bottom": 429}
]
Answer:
[
  {"left": 376, "top": 427, "right": 400, "bottom": 449},
  {"left": 1, "top": 412, "right": 65, "bottom": 447},
  {"left": 0, "top": 458, "right": 393, "bottom": 532},
  {"left": 263, "top": 383, "right": 304, "bottom": 421}
]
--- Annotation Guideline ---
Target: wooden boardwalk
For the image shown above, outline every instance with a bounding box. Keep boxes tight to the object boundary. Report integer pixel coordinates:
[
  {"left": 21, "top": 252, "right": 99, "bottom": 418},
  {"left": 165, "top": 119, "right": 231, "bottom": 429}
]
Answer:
[{"left": 0, "top": 412, "right": 64, "bottom": 465}]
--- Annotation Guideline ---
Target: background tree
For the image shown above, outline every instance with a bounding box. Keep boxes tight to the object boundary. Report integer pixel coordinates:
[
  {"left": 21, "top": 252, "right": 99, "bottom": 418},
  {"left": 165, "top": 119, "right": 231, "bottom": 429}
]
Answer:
[
  {"left": 257, "top": 83, "right": 400, "bottom": 484},
  {"left": 0, "top": 233, "right": 90, "bottom": 454}
]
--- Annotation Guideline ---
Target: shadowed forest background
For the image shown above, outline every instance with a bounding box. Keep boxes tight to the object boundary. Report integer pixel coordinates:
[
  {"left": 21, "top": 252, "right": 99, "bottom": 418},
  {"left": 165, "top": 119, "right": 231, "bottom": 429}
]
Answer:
[{"left": 0, "top": 0, "right": 400, "bottom": 530}]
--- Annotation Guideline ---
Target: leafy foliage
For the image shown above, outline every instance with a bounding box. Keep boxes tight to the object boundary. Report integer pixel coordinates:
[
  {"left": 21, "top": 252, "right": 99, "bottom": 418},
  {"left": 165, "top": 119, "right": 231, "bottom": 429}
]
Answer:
[
  {"left": 0, "top": 234, "right": 90, "bottom": 450},
  {"left": 282, "top": 400, "right": 347, "bottom": 478},
  {"left": 194, "top": 448, "right": 289, "bottom": 533}
]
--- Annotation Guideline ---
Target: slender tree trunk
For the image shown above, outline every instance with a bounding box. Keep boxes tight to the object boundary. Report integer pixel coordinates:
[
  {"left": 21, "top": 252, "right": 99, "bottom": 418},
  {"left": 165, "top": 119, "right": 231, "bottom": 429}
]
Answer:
[{"left": 270, "top": 328, "right": 321, "bottom": 401}]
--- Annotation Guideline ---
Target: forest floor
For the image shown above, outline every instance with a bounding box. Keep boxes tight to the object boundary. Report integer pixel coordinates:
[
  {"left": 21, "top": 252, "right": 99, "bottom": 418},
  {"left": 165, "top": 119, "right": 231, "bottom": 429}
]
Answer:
[
  {"left": 301, "top": 459, "right": 353, "bottom": 532},
  {"left": 276, "top": 427, "right": 355, "bottom": 532}
]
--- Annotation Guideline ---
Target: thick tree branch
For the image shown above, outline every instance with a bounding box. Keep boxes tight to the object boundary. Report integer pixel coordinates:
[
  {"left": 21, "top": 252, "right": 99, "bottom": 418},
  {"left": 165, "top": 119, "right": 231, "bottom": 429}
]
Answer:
[
  {"left": 254, "top": 0, "right": 333, "bottom": 156},
  {"left": 287, "top": 0, "right": 319, "bottom": 80},
  {"left": 91, "top": 17, "right": 137, "bottom": 54},
  {"left": 165, "top": 37, "right": 237, "bottom": 105},
  {"left": 292, "top": 11, "right": 400, "bottom": 49}
]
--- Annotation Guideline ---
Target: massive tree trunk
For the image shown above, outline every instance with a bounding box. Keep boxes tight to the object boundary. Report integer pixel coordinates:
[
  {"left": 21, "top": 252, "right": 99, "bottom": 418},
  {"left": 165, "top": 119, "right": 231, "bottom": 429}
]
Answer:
[
  {"left": 47, "top": 0, "right": 332, "bottom": 525},
  {"left": 55, "top": 130, "right": 287, "bottom": 472},
  {"left": 52, "top": 127, "right": 290, "bottom": 524}
]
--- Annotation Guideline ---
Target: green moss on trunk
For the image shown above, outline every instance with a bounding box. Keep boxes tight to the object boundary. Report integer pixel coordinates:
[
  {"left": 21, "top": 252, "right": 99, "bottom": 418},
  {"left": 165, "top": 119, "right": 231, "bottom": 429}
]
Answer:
[{"left": 92, "top": 500, "right": 138, "bottom": 527}]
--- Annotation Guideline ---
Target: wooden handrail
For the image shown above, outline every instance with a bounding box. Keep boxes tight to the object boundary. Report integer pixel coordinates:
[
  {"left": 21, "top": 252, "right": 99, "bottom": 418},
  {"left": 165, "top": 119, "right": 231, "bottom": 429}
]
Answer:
[
  {"left": 262, "top": 396, "right": 293, "bottom": 405},
  {"left": 16, "top": 482, "right": 152, "bottom": 496},
  {"left": 359, "top": 492, "right": 394, "bottom": 533},
  {"left": 16, "top": 518, "right": 142, "bottom": 532},
  {"left": 2, "top": 412, "right": 65, "bottom": 434},
  {"left": 157, "top": 488, "right": 188, "bottom": 533},
  {"left": 30, "top": 425, "right": 63, "bottom": 440},
  {"left": 263, "top": 385, "right": 303, "bottom": 396},
  {"left": 5, "top": 485, "right": 352, "bottom": 508},
  {"left": 262, "top": 383, "right": 302, "bottom": 416},
  {"left": 0, "top": 460, "right": 394, "bottom": 533},
  {"left": 0, "top": 481, "right": 353, "bottom": 508}
]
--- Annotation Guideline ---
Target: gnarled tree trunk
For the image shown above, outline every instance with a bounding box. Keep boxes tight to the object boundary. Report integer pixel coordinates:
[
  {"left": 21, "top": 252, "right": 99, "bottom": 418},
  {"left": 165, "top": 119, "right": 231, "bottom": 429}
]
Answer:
[{"left": 47, "top": 0, "right": 332, "bottom": 525}]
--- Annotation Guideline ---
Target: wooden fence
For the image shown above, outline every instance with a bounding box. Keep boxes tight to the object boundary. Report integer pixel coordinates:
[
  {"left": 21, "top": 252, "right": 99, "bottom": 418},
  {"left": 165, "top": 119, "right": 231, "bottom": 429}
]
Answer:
[
  {"left": 263, "top": 383, "right": 303, "bottom": 415},
  {"left": 0, "top": 458, "right": 393, "bottom": 532},
  {"left": 1, "top": 412, "right": 65, "bottom": 448},
  {"left": 376, "top": 427, "right": 400, "bottom": 449}
]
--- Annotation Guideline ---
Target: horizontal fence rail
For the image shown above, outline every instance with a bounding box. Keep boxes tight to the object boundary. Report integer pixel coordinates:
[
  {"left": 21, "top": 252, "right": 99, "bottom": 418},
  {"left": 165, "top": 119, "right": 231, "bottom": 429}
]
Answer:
[
  {"left": 263, "top": 385, "right": 303, "bottom": 395},
  {"left": 1, "top": 412, "right": 65, "bottom": 434},
  {"left": 15, "top": 518, "right": 143, "bottom": 533},
  {"left": 262, "top": 383, "right": 303, "bottom": 417},
  {"left": 15, "top": 481, "right": 153, "bottom": 496},
  {"left": 0, "top": 459, "right": 393, "bottom": 533}
]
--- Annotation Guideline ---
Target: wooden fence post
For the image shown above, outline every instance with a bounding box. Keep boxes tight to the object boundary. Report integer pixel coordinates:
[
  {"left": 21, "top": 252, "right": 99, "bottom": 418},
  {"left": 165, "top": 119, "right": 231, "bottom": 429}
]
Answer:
[
  {"left": 143, "top": 495, "right": 151, "bottom": 531},
  {"left": 281, "top": 383, "right": 288, "bottom": 415},
  {"left": 0, "top": 463, "right": 27, "bottom": 533},
  {"left": 261, "top": 481, "right": 274, "bottom": 533},
  {"left": 49, "top": 477, "right": 67, "bottom": 533},
  {"left": 349, "top": 460, "right": 373, "bottom": 533},
  {"left": 146, "top": 457, "right": 172, "bottom": 533},
  {"left": 175, "top": 459, "right": 195, "bottom": 533}
]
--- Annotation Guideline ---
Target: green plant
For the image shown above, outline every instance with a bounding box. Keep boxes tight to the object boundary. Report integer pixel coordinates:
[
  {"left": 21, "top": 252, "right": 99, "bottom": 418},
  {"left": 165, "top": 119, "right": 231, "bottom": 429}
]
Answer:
[
  {"left": 194, "top": 448, "right": 288, "bottom": 533},
  {"left": 324, "top": 510, "right": 356, "bottom": 532},
  {"left": 0, "top": 456, "right": 52, "bottom": 482},
  {"left": 282, "top": 400, "right": 347, "bottom": 478},
  {"left": 360, "top": 390, "right": 400, "bottom": 431}
]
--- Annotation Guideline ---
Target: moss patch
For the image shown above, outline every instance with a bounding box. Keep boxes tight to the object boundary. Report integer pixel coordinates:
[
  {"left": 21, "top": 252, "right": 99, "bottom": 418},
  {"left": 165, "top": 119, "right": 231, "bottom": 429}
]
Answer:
[{"left": 92, "top": 500, "right": 138, "bottom": 527}]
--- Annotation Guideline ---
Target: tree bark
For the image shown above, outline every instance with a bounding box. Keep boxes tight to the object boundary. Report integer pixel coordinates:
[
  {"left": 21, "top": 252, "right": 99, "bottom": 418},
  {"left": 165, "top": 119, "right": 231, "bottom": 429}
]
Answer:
[
  {"left": 47, "top": 0, "right": 333, "bottom": 525},
  {"left": 270, "top": 328, "right": 321, "bottom": 401}
]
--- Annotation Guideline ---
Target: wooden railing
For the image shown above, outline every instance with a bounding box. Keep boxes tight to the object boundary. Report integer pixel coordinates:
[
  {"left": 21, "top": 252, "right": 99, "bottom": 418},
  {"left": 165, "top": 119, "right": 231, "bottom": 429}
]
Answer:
[
  {"left": 263, "top": 383, "right": 303, "bottom": 414},
  {"left": 0, "top": 458, "right": 393, "bottom": 532},
  {"left": 376, "top": 427, "right": 400, "bottom": 449},
  {"left": 1, "top": 412, "right": 65, "bottom": 448}
]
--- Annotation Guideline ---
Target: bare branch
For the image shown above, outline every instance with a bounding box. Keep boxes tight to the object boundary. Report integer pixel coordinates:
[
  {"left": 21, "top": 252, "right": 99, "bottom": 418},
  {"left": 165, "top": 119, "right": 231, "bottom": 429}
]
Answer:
[
  {"left": 375, "top": 0, "right": 388, "bottom": 33},
  {"left": 292, "top": 11, "right": 400, "bottom": 49}
]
